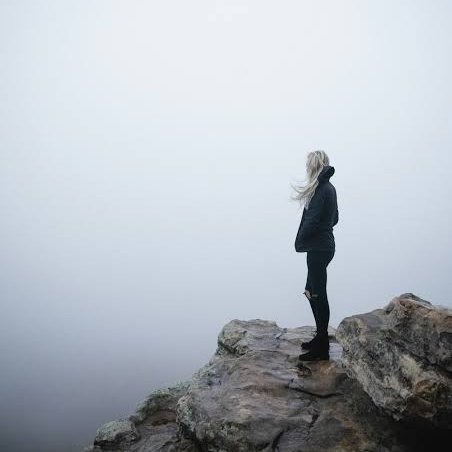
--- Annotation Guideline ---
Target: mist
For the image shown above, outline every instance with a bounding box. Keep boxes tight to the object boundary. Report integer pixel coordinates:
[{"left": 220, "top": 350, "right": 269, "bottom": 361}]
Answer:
[{"left": 1, "top": 1, "right": 451, "bottom": 450}]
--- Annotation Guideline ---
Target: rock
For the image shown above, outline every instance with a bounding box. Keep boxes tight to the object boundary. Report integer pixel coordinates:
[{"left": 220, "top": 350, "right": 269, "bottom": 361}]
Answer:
[
  {"left": 130, "top": 380, "right": 192, "bottom": 425},
  {"left": 83, "top": 381, "right": 198, "bottom": 451},
  {"left": 94, "top": 419, "right": 140, "bottom": 449},
  {"left": 336, "top": 292, "right": 452, "bottom": 429},
  {"left": 83, "top": 301, "right": 452, "bottom": 452},
  {"left": 175, "top": 319, "right": 421, "bottom": 451},
  {"left": 80, "top": 446, "right": 102, "bottom": 452}
]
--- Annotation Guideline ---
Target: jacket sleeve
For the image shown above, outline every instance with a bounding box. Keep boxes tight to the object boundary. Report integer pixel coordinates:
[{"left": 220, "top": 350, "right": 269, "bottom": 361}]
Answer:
[
  {"left": 298, "top": 188, "right": 325, "bottom": 242},
  {"left": 333, "top": 208, "right": 339, "bottom": 226}
]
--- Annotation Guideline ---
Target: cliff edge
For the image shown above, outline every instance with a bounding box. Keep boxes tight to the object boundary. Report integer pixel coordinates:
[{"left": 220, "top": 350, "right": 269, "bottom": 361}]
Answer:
[{"left": 82, "top": 293, "right": 452, "bottom": 451}]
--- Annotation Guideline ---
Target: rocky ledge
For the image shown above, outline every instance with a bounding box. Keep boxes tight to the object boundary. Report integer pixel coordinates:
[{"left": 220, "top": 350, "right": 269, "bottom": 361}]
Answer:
[{"left": 82, "top": 293, "right": 452, "bottom": 452}]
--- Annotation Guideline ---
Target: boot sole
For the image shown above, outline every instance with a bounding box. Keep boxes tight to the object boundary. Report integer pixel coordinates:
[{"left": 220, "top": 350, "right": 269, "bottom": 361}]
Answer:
[
  {"left": 298, "top": 352, "right": 330, "bottom": 361},
  {"left": 301, "top": 341, "right": 330, "bottom": 350}
]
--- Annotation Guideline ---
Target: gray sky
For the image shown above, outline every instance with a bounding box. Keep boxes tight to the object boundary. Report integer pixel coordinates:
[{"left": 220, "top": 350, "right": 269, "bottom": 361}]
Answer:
[{"left": 1, "top": 1, "right": 451, "bottom": 451}]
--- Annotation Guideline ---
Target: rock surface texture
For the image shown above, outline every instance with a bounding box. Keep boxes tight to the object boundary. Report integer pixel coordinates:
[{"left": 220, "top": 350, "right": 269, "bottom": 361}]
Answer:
[
  {"left": 84, "top": 381, "right": 197, "bottom": 452},
  {"left": 82, "top": 294, "right": 452, "bottom": 451},
  {"left": 336, "top": 292, "right": 452, "bottom": 430}
]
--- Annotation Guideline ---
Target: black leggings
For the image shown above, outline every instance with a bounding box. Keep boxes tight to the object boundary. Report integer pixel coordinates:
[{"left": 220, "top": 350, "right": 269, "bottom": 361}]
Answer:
[{"left": 304, "top": 249, "right": 335, "bottom": 337}]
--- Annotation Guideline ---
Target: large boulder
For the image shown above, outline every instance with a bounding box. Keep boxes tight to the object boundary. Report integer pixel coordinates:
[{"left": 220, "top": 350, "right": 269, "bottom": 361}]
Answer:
[{"left": 336, "top": 292, "right": 452, "bottom": 429}]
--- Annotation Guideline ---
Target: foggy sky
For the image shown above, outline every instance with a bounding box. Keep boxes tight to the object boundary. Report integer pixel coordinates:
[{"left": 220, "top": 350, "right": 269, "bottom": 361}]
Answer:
[{"left": 1, "top": 1, "right": 451, "bottom": 451}]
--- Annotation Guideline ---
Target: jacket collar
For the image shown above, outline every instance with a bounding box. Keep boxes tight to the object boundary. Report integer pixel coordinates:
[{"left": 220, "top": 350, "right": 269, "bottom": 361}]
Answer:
[{"left": 318, "top": 165, "right": 335, "bottom": 183}]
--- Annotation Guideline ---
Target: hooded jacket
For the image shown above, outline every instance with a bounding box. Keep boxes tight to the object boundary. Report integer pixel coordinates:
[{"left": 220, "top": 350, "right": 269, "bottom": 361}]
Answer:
[{"left": 294, "top": 165, "right": 338, "bottom": 253}]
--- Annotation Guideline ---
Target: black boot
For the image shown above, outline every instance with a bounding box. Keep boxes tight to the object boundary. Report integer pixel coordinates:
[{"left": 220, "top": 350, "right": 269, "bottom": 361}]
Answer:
[
  {"left": 301, "top": 330, "right": 331, "bottom": 350},
  {"left": 298, "top": 334, "right": 329, "bottom": 361},
  {"left": 300, "top": 331, "right": 320, "bottom": 350}
]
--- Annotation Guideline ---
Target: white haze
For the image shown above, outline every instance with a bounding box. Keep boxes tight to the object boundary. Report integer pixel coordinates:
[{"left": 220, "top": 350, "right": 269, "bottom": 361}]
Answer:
[{"left": 1, "top": 1, "right": 451, "bottom": 451}]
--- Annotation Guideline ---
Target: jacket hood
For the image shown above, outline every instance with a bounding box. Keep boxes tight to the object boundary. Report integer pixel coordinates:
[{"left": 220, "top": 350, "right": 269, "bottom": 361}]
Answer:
[{"left": 318, "top": 165, "right": 335, "bottom": 183}]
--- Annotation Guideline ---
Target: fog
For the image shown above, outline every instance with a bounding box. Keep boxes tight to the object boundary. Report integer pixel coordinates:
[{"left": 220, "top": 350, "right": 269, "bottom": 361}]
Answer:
[{"left": 1, "top": 1, "right": 451, "bottom": 451}]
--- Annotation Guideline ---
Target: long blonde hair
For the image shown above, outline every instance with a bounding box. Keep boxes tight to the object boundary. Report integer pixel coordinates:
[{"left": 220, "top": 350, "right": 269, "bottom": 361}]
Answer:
[{"left": 290, "top": 150, "right": 330, "bottom": 210}]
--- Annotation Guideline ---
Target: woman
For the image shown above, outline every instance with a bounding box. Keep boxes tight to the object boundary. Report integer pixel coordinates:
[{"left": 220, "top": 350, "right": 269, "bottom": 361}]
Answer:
[{"left": 291, "top": 150, "right": 339, "bottom": 361}]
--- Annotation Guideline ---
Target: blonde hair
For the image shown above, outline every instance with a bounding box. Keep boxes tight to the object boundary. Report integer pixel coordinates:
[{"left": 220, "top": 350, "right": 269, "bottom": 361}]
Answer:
[{"left": 290, "top": 150, "right": 330, "bottom": 210}]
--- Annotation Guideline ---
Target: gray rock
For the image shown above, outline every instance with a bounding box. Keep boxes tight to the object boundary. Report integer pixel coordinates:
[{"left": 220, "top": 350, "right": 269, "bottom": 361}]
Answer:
[
  {"left": 83, "top": 305, "right": 452, "bottom": 451},
  {"left": 130, "top": 380, "right": 192, "bottom": 425},
  {"left": 336, "top": 293, "right": 452, "bottom": 429},
  {"left": 94, "top": 418, "right": 140, "bottom": 449},
  {"left": 82, "top": 381, "right": 198, "bottom": 452},
  {"left": 175, "top": 319, "right": 420, "bottom": 451}
]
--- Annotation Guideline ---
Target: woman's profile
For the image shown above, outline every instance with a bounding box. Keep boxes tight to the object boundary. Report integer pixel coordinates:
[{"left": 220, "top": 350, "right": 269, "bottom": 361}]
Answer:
[{"left": 291, "top": 150, "right": 339, "bottom": 361}]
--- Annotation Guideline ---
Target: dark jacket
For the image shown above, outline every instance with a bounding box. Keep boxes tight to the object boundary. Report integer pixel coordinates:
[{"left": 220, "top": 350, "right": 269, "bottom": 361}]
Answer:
[{"left": 294, "top": 165, "right": 338, "bottom": 253}]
